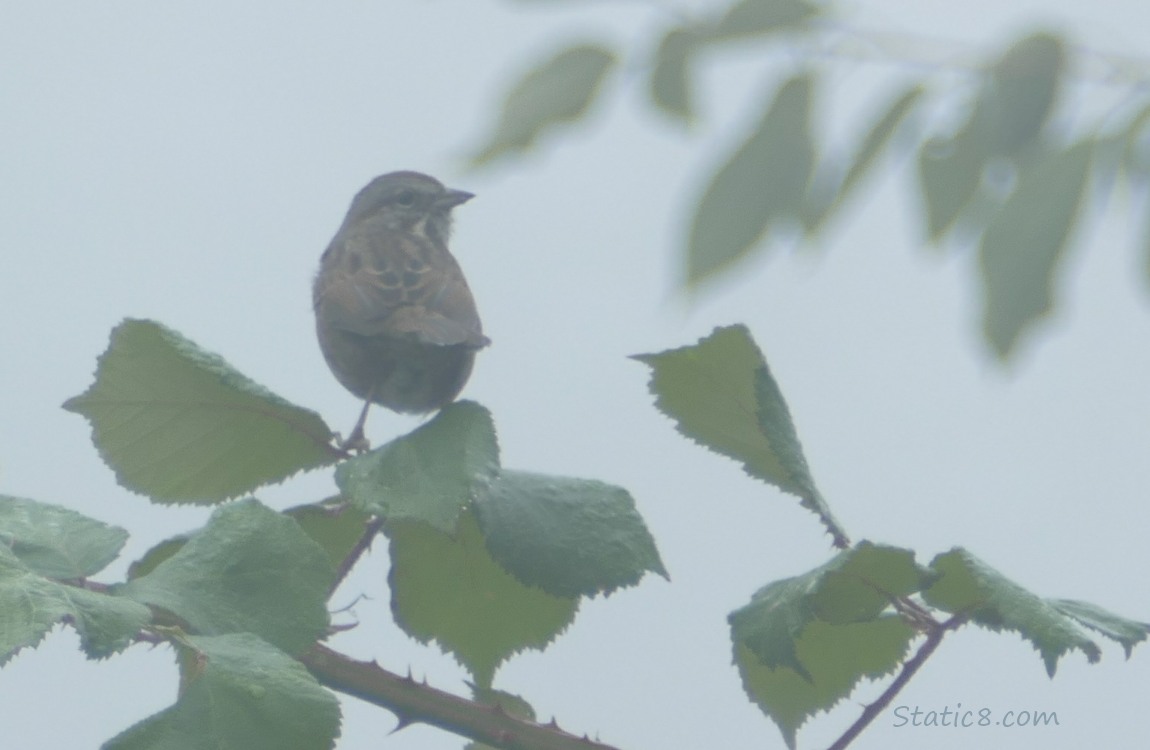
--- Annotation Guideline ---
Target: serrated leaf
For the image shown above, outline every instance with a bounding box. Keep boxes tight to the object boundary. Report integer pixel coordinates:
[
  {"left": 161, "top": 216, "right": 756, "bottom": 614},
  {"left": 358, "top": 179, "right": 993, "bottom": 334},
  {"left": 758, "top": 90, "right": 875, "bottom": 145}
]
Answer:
[
  {"left": 729, "top": 542, "right": 925, "bottom": 676},
  {"left": 64, "top": 319, "right": 339, "bottom": 504},
  {"left": 122, "top": 499, "right": 333, "bottom": 655},
  {"left": 686, "top": 73, "right": 816, "bottom": 286},
  {"left": 710, "top": 0, "right": 820, "bottom": 42},
  {"left": 810, "top": 544, "right": 927, "bottom": 624},
  {"left": 335, "top": 401, "right": 499, "bottom": 534},
  {"left": 285, "top": 499, "right": 372, "bottom": 570},
  {"left": 923, "top": 548, "right": 1102, "bottom": 676},
  {"left": 634, "top": 325, "right": 847, "bottom": 547},
  {"left": 471, "top": 43, "right": 616, "bottom": 165},
  {"left": 475, "top": 469, "right": 667, "bottom": 599},
  {"left": 805, "top": 83, "right": 925, "bottom": 232},
  {"left": 979, "top": 140, "right": 1093, "bottom": 359},
  {"left": 104, "top": 633, "right": 341, "bottom": 750},
  {"left": 0, "top": 545, "right": 151, "bottom": 663},
  {"left": 979, "top": 32, "right": 1064, "bottom": 156},
  {"left": 0, "top": 495, "right": 127, "bottom": 579},
  {"left": 0, "top": 546, "right": 64, "bottom": 662},
  {"left": 388, "top": 511, "right": 578, "bottom": 688},
  {"left": 650, "top": 26, "right": 701, "bottom": 122},
  {"left": 734, "top": 618, "right": 915, "bottom": 750},
  {"left": 61, "top": 586, "right": 153, "bottom": 660},
  {"left": 1050, "top": 600, "right": 1150, "bottom": 658}
]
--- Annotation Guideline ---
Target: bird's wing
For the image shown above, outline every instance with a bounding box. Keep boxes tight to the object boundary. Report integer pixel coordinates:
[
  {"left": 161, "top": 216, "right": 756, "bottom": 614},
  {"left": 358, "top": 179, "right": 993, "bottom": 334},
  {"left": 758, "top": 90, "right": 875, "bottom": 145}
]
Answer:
[{"left": 316, "top": 226, "right": 488, "bottom": 348}]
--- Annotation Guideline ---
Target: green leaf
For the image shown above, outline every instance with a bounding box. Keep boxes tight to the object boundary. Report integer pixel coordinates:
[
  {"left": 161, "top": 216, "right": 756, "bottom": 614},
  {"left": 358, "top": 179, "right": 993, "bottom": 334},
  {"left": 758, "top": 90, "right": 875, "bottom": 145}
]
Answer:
[
  {"left": 1050, "top": 600, "right": 1150, "bottom": 658},
  {"left": 104, "top": 633, "right": 341, "bottom": 750},
  {"left": 734, "top": 619, "right": 915, "bottom": 750},
  {"left": 475, "top": 469, "right": 667, "bottom": 599},
  {"left": 471, "top": 43, "right": 616, "bottom": 165},
  {"left": 923, "top": 548, "right": 1102, "bottom": 676},
  {"left": 729, "top": 542, "right": 926, "bottom": 676},
  {"left": 979, "top": 140, "right": 1093, "bottom": 359},
  {"left": 126, "top": 534, "right": 190, "bottom": 581},
  {"left": 650, "top": 26, "right": 702, "bottom": 122},
  {"left": 64, "top": 319, "right": 338, "bottom": 504},
  {"left": 805, "top": 83, "right": 925, "bottom": 232},
  {"left": 335, "top": 401, "right": 499, "bottom": 534},
  {"left": 841, "top": 85, "right": 926, "bottom": 196},
  {"left": 916, "top": 127, "right": 988, "bottom": 241},
  {"left": 727, "top": 542, "right": 923, "bottom": 748},
  {"left": 388, "top": 511, "right": 578, "bottom": 688},
  {"left": 285, "top": 499, "right": 372, "bottom": 571},
  {"left": 710, "top": 0, "right": 821, "bottom": 42},
  {"left": 633, "top": 325, "right": 847, "bottom": 547},
  {"left": 686, "top": 72, "right": 816, "bottom": 286},
  {"left": 122, "top": 499, "right": 334, "bottom": 655},
  {"left": 916, "top": 31, "right": 1065, "bottom": 243},
  {"left": 0, "top": 545, "right": 151, "bottom": 663},
  {"left": 0, "top": 495, "right": 127, "bottom": 579},
  {"left": 978, "top": 32, "right": 1065, "bottom": 156}
]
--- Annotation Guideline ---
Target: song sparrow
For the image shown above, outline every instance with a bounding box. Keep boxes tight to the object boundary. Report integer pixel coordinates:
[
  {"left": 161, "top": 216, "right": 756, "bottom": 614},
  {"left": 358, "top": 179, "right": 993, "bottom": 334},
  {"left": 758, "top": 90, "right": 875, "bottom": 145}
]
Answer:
[{"left": 313, "top": 171, "right": 488, "bottom": 448}]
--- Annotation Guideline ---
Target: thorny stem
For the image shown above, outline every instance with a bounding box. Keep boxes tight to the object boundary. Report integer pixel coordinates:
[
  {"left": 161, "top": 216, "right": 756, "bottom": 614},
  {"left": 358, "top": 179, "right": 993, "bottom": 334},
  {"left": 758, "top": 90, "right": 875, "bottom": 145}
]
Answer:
[
  {"left": 302, "top": 644, "right": 622, "bottom": 750},
  {"left": 70, "top": 574, "right": 969, "bottom": 750}
]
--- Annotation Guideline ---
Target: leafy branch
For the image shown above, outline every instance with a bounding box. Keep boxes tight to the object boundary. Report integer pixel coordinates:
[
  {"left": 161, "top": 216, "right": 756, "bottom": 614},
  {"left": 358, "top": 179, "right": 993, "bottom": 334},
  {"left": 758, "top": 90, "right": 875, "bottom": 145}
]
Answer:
[
  {"left": 4, "top": 317, "right": 1143, "bottom": 749},
  {"left": 1, "top": 318, "right": 666, "bottom": 748},
  {"left": 826, "top": 612, "right": 969, "bottom": 750},
  {"left": 469, "top": 0, "right": 1150, "bottom": 362},
  {"left": 4, "top": 5, "right": 1150, "bottom": 746},
  {"left": 636, "top": 325, "right": 1148, "bottom": 749}
]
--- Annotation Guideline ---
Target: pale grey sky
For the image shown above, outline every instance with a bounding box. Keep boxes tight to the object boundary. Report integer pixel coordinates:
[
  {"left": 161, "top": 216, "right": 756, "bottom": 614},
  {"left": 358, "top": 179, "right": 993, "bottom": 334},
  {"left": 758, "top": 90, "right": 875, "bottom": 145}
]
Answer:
[{"left": 1, "top": 2, "right": 1148, "bottom": 749}]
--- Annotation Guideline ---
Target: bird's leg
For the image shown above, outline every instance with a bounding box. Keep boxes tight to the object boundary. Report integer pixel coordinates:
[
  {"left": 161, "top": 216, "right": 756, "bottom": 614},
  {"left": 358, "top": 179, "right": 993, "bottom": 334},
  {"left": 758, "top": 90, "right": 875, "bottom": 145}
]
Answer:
[{"left": 341, "top": 396, "right": 374, "bottom": 453}]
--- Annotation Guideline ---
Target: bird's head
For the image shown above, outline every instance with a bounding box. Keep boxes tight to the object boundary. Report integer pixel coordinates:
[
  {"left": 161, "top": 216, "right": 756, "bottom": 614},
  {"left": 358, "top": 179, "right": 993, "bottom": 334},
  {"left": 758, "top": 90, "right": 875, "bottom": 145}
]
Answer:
[{"left": 343, "top": 171, "right": 474, "bottom": 246}]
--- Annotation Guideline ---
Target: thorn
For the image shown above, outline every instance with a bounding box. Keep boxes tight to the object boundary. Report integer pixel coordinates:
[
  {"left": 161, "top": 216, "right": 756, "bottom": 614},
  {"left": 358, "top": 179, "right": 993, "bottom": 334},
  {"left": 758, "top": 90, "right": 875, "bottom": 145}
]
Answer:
[
  {"left": 547, "top": 718, "right": 560, "bottom": 729},
  {"left": 390, "top": 715, "right": 414, "bottom": 734},
  {"left": 405, "top": 666, "right": 414, "bottom": 681}
]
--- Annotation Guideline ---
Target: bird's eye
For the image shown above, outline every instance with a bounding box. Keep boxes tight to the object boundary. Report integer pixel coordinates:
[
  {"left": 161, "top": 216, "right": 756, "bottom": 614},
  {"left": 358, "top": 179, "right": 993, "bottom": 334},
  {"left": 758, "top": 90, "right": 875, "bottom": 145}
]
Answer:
[{"left": 394, "top": 190, "right": 417, "bottom": 207}]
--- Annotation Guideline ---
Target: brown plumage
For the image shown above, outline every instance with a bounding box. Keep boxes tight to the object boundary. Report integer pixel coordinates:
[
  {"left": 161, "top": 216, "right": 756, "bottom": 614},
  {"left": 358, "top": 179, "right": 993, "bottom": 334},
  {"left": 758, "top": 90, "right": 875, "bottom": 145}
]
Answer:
[{"left": 313, "top": 171, "right": 488, "bottom": 447}]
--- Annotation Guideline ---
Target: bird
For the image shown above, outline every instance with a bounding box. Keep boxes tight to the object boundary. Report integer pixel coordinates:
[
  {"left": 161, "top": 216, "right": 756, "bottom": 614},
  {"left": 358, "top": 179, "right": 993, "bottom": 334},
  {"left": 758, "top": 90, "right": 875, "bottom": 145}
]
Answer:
[{"left": 312, "top": 171, "right": 489, "bottom": 450}]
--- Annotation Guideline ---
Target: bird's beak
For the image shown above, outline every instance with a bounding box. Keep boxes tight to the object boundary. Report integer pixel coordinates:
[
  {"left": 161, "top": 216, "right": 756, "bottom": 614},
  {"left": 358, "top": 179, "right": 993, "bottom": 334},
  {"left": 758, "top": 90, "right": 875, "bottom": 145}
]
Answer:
[{"left": 437, "top": 189, "right": 475, "bottom": 209}]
